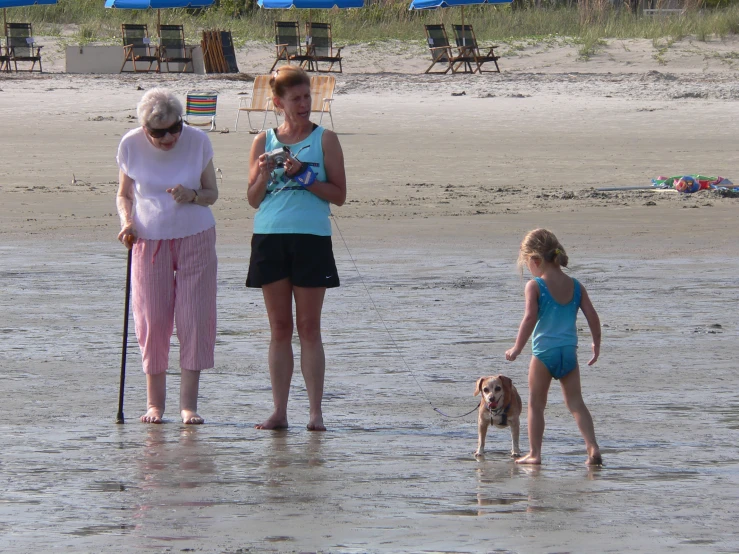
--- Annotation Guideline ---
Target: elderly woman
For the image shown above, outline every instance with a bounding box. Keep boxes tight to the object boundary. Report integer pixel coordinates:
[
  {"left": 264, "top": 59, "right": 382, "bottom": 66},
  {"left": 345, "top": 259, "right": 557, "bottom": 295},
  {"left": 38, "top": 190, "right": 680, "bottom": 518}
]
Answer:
[
  {"left": 247, "top": 66, "right": 346, "bottom": 431},
  {"left": 116, "top": 87, "right": 219, "bottom": 424}
]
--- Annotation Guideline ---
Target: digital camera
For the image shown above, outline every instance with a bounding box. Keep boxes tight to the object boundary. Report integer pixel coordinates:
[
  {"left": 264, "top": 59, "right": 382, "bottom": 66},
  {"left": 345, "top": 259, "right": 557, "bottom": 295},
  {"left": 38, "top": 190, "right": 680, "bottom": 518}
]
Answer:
[{"left": 266, "top": 146, "right": 291, "bottom": 168}]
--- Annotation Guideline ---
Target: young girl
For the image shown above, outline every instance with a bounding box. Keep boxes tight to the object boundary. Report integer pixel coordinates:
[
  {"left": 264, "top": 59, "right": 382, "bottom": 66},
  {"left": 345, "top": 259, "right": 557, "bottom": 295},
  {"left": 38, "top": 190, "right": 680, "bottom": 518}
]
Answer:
[{"left": 505, "top": 229, "right": 603, "bottom": 466}]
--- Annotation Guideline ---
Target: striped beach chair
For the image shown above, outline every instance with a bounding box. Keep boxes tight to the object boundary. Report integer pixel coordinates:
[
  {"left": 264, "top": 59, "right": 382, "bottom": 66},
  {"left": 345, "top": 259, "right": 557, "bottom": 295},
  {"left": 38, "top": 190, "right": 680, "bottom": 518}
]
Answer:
[{"left": 185, "top": 91, "right": 218, "bottom": 132}]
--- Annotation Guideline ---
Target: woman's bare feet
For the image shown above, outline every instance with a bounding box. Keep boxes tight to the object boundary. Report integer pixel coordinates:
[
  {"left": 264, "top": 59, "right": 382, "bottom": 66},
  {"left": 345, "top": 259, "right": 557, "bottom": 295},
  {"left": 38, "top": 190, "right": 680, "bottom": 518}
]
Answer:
[
  {"left": 515, "top": 452, "right": 541, "bottom": 465},
  {"left": 255, "top": 412, "right": 289, "bottom": 430},
  {"left": 140, "top": 407, "right": 164, "bottom": 423},
  {"left": 306, "top": 413, "right": 326, "bottom": 432},
  {"left": 181, "top": 410, "right": 204, "bottom": 425}
]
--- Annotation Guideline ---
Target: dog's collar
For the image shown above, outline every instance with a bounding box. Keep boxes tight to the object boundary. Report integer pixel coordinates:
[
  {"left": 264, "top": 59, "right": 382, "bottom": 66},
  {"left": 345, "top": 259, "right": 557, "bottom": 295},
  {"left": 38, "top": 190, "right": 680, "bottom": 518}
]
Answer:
[{"left": 489, "top": 403, "right": 510, "bottom": 425}]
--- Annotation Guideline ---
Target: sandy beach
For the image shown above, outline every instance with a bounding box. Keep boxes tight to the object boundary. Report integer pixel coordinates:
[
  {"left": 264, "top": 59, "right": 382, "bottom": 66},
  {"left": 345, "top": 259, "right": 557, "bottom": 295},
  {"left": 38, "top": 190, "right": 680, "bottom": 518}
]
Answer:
[{"left": 1, "top": 35, "right": 739, "bottom": 553}]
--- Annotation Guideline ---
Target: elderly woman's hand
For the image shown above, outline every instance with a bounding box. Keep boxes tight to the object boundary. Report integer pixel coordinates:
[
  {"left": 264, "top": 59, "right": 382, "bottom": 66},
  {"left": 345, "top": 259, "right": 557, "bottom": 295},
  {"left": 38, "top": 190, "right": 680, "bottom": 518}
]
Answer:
[
  {"left": 166, "top": 184, "right": 197, "bottom": 204},
  {"left": 118, "top": 222, "right": 136, "bottom": 250}
]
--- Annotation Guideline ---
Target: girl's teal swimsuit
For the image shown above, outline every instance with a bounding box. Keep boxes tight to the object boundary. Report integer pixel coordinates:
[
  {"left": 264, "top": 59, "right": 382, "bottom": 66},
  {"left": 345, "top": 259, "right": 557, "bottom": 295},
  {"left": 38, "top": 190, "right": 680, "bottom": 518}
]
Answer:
[{"left": 531, "top": 277, "right": 582, "bottom": 380}]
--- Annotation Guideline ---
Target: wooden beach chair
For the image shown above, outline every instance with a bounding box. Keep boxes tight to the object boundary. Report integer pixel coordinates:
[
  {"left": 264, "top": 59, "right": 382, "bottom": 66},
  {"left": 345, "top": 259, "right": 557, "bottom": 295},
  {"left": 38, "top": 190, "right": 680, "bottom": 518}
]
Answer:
[
  {"left": 0, "top": 44, "right": 10, "bottom": 72},
  {"left": 423, "top": 24, "right": 471, "bottom": 74},
  {"left": 270, "top": 21, "right": 310, "bottom": 72},
  {"left": 5, "top": 23, "right": 43, "bottom": 73},
  {"left": 451, "top": 24, "right": 500, "bottom": 74},
  {"left": 120, "top": 24, "right": 159, "bottom": 73},
  {"left": 185, "top": 91, "right": 218, "bottom": 131},
  {"left": 304, "top": 22, "right": 344, "bottom": 73},
  {"left": 310, "top": 75, "right": 335, "bottom": 129},
  {"left": 234, "top": 75, "right": 278, "bottom": 133},
  {"left": 158, "top": 24, "right": 195, "bottom": 73}
]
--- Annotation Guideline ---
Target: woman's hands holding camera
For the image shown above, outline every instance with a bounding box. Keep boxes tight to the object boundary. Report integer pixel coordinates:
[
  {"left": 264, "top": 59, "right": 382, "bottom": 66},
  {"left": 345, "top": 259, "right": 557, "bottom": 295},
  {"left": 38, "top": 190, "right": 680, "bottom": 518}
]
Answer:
[{"left": 258, "top": 152, "right": 277, "bottom": 178}]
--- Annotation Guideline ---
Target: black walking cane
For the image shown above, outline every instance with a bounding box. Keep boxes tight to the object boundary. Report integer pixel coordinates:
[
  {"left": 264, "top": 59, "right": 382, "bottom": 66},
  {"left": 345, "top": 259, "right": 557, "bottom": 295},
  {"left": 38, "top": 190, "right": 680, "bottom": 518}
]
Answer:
[{"left": 116, "top": 246, "right": 133, "bottom": 424}]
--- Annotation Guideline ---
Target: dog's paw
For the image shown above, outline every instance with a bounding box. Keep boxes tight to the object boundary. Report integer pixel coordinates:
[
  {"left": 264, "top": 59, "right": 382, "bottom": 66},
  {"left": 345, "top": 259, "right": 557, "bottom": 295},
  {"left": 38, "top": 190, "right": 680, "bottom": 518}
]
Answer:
[
  {"left": 511, "top": 451, "right": 521, "bottom": 458},
  {"left": 474, "top": 450, "right": 484, "bottom": 458}
]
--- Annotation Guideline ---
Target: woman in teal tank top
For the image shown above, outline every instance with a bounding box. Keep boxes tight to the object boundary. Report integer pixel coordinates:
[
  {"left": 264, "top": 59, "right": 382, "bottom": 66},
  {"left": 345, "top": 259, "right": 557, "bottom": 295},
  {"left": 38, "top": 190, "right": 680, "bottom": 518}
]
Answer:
[
  {"left": 505, "top": 229, "right": 603, "bottom": 467},
  {"left": 246, "top": 66, "right": 347, "bottom": 432}
]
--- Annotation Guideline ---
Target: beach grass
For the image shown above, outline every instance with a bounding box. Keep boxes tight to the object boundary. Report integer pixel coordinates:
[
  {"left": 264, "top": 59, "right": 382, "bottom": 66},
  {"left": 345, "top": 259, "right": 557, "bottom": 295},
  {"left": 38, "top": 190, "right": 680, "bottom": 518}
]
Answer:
[{"left": 10, "top": 0, "right": 739, "bottom": 45}]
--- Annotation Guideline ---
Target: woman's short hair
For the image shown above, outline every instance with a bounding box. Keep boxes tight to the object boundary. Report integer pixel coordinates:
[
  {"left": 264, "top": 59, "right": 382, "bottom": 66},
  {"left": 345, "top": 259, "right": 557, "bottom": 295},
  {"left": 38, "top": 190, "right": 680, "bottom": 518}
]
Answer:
[
  {"left": 137, "top": 87, "right": 183, "bottom": 128},
  {"left": 270, "top": 66, "right": 311, "bottom": 98}
]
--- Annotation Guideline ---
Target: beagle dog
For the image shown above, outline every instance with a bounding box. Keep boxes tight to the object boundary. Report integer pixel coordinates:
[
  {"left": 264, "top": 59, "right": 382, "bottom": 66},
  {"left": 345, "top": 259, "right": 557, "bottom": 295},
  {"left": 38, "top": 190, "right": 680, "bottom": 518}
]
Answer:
[{"left": 474, "top": 375, "right": 522, "bottom": 458}]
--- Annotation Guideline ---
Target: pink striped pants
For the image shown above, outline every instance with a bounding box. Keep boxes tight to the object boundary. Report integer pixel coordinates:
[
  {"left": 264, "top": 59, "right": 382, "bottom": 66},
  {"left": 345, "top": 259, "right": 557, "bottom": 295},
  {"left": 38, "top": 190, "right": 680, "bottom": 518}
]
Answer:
[{"left": 131, "top": 227, "right": 217, "bottom": 375}]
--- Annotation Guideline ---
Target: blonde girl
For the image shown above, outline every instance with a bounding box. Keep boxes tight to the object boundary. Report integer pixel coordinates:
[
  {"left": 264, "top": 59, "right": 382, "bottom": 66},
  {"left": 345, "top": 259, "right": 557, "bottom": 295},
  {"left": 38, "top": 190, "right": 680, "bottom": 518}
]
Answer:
[{"left": 505, "top": 229, "right": 602, "bottom": 466}]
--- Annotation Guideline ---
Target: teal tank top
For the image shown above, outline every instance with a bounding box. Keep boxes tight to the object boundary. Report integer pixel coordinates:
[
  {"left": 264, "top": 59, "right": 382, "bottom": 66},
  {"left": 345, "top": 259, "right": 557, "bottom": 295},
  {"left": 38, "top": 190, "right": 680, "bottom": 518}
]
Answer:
[
  {"left": 531, "top": 277, "right": 581, "bottom": 355},
  {"left": 253, "top": 125, "right": 331, "bottom": 236}
]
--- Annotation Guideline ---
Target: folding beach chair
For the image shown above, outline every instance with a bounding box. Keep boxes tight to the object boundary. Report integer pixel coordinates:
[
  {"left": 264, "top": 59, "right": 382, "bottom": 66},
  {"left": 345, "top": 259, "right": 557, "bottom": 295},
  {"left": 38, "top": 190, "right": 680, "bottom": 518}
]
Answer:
[
  {"left": 234, "top": 75, "right": 278, "bottom": 133},
  {"left": 120, "top": 24, "right": 159, "bottom": 73},
  {"left": 158, "top": 24, "right": 195, "bottom": 73},
  {"left": 185, "top": 91, "right": 218, "bottom": 132},
  {"left": 304, "top": 22, "right": 344, "bottom": 73},
  {"left": 270, "top": 21, "right": 310, "bottom": 72},
  {"left": 0, "top": 44, "right": 10, "bottom": 72},
  {"left": 310, "top": 75, "right": 335, "bottom": 129},
  {"left": 5, "top": 23, "right": 43, "bottom": 73},
  {"left": 423, "top": 24, "right": 472, "bottom": 74},
  {"left": 451, "top": 24, "right": 500, "bottom": 74}
]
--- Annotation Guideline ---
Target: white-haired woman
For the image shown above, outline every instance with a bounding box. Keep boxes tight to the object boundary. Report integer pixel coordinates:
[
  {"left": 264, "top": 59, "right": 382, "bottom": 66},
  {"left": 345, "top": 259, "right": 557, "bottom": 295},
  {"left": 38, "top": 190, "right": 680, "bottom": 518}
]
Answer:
[{"left": 116, "top": 87, "right": 219, "bottom": 424}]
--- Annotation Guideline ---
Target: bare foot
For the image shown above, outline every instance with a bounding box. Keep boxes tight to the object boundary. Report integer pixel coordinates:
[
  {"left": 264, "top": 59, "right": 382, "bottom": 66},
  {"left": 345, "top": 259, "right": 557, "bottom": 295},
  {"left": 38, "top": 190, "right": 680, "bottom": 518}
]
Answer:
[
  {"left": 255, "top": 413, "right": 289, "bottom": 430},
  {"left": 515, "top": 453, "right": 541, "bottom": 465},
  {"left": 586, "top": 450, "right": 603, "bottom": 466},
  {"left": 140, "top": 407, "right": 164, "bottom": 424},
  {"left": 181, "top": 410, "right": 204, "bottom": 425},
  {"left": 306, "top": 414, "right": 326, "bottom": 432}
]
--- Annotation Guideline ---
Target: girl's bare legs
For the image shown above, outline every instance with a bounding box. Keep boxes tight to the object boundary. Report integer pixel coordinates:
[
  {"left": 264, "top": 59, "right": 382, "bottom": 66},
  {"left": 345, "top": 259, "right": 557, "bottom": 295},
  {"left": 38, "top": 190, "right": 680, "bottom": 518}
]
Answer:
[
  {"left": 180, "top": 369, "right": 203, "bottom": 424},
  {"left": 560, "top": 366, "right": 602, "bottom": 465},
  {"left": 256, "top": 278, "right": 294, "bottom": 430},
  {"left": 516, "top": 358, "right": 551, "bottom": 464},
  {"left": 141, "top": 373, "right": 166, "bottom": 423},
  {"left": 294, "top": 286, "right": 327, "bottom": 431}
]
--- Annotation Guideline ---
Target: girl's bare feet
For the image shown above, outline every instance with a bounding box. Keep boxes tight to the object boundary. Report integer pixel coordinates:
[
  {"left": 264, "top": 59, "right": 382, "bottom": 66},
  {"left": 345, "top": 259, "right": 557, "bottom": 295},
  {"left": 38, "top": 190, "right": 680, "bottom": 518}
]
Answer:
[
  {"left": 586, "top": 448, "right": 603, "bottom": 466},
  {"left": 140, "top": 407, "right": 164, "bottom": 423},
  {"left": 181, "top": 410, "right": 204, "bottom": 424},
  {"left": 515, "top": 452, "right": 541, "bottom": 465},
  {"left": 255, "top": 412, "right": 289, "bottom": 430}
]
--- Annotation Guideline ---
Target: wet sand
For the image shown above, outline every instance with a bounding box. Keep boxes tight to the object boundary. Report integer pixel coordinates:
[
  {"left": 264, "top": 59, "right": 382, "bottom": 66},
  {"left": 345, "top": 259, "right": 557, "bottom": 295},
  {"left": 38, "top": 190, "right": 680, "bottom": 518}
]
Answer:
[{"left": 2, "top": 37, "right": 739, "bottom": 552}]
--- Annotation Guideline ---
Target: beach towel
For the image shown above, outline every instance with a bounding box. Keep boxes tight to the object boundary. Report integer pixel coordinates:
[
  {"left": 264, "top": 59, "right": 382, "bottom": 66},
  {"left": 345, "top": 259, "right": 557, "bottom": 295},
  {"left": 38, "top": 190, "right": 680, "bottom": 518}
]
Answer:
[{"left": 651, "top": 175, "right": 735, "bottom": 193}]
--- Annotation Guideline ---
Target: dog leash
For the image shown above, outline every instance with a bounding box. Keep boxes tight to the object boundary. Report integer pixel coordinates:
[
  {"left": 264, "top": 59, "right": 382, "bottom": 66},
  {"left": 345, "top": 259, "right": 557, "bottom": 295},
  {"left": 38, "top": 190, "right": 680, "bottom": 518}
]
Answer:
[{"left": 331, "top": 215, "right": 480, "bottom": 419}]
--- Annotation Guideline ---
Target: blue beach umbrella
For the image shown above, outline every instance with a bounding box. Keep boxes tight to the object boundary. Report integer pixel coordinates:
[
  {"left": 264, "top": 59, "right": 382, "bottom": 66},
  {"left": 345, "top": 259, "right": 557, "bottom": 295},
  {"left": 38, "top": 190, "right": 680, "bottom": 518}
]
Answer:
[
  {"left": 105, "top": 0, "right": 215, "bottom": 30},
  {"left": 258, "top": 0, "right": 363, "bottom": 7},
  {"left": 1, "top": 0, "right": 57, "bottom": 36},
  {"left": 258, "top": 0, "right": 364, "bottom": 27},
  {"left": 409, "top": 0, "right": 511, "bottom": 33}
]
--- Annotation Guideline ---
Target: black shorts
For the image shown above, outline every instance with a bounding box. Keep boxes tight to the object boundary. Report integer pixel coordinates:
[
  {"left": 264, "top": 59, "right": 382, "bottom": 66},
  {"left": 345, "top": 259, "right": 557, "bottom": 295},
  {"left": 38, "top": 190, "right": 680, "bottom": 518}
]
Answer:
[{"left": 246, "top": 233, "right": 340, "bottom": 289}]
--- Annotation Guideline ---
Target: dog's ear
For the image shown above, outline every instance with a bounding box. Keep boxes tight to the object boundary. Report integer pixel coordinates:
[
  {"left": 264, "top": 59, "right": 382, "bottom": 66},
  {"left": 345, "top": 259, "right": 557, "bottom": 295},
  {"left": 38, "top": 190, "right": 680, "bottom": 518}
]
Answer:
[
  {"left": 474, "top": 377, "right": 485, "bottom": 397},
  {"left": 499, "top": 375, "right": 513, "bottom": 405}
]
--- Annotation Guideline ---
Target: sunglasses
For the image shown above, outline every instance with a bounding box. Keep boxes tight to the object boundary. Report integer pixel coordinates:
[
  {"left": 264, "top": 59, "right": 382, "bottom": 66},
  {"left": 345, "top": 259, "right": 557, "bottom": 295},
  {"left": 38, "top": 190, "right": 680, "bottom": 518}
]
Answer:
[{"left": 146, "top": 118, "right": 183, "bottom": 139}]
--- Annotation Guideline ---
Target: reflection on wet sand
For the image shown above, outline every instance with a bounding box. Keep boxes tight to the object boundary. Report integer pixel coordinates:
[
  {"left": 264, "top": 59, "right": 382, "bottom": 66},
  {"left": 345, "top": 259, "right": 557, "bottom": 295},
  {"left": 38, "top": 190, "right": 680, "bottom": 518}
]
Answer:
[{"left": 1, "top": 243, "right": 738, "bottom": 552}]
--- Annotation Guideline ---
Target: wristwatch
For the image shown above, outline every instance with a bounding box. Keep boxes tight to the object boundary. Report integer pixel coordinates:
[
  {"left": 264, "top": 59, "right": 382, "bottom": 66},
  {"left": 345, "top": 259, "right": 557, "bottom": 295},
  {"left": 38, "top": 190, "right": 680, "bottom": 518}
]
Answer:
[{"left": 191, "top": 189, "right": 199, "bottom": 203}]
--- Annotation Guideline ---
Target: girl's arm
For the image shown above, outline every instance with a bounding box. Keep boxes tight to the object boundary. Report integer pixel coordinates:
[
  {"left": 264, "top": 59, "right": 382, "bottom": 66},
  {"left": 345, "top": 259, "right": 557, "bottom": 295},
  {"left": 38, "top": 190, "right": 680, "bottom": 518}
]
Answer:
[
  {"left": 247, "top": 132, "right": 272, "bottom": 209},
  {"left": 505, "top": 279, "right": 539, "bottom": 361},
  {"left": 579, "top": 285, "right": 601, "bottom": 365},
  {"left": 284, "top": 130, "right": 346, "bottom": 206}
]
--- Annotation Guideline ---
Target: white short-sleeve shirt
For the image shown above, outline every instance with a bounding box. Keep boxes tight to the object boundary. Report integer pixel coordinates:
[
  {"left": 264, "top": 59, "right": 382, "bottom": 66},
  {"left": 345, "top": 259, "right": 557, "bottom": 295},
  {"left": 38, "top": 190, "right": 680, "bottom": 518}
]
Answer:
[{"left": 117, "top": 124, "right": 216, "bottom": 240}]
